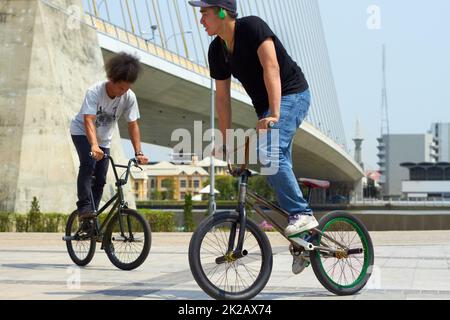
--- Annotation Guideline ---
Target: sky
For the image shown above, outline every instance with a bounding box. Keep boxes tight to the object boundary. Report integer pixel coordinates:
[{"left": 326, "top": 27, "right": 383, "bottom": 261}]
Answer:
[{"left": 317, "top": 0, "right": 450, "bottom": 170}]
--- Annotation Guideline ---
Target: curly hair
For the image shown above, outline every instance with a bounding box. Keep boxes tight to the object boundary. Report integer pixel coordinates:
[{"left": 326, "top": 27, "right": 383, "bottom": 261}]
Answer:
[{"left": 105, "top": 52, "right": 142, "bottom": 83}]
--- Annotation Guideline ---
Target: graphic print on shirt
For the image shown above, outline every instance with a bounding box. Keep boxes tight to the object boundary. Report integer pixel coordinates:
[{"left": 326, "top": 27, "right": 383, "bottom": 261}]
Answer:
[{"left": 95, "top": 105, "right": 118, "bottom": 129}]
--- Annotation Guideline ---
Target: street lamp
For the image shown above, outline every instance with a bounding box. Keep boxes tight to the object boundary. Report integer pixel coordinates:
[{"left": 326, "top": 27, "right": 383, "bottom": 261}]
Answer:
[{"left": 142, "top": 25, "right": 159, "bottom": 41}]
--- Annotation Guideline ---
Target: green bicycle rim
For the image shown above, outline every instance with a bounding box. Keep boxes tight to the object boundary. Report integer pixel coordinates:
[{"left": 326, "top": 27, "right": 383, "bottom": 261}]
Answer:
[{"left": 316, "top": 217, "right": 370, "bottom": 289}]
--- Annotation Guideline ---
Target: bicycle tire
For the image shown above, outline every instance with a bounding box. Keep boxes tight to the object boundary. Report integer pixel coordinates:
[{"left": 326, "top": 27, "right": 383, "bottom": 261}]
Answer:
[
  {"left": 103, "top": 209, "right": 151, "bottom": 271},
  {"left": 189, "top": 211, "right": 273, "bottom": 300},
  {"left": 65, "top": 210, "right": 96, "bottom": 267},
  {"left": 309, "top": 211, "right": 374, "bottom": 296}
]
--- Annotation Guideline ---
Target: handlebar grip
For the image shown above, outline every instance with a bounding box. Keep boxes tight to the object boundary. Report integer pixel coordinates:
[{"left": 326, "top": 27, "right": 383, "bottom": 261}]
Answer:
[{"left": 89, "top": 152, "right": 109, "bottom": 159}]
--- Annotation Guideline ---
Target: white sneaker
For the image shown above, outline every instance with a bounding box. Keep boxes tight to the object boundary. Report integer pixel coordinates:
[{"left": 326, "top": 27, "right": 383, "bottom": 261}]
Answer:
[
  {"left": 292, "top": 252, "right": 310, "bottom": 275},
  {"left": 285, "top": 214, "right": 319, "bottom": 238}
]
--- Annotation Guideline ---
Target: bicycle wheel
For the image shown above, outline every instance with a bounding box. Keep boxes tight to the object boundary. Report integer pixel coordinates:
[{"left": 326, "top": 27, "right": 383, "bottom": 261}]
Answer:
[
  {"left": 103, "top": 209, "right": 151, "bottom": 271},
  {"left": 65, "top": 210, "right": 96, "bottom": 267},
  {"left": 189, "top": 211, "right": 273, "bottom": 300},
  {"left": 309, "top": 211, "right": 374, "bottom": 296}
]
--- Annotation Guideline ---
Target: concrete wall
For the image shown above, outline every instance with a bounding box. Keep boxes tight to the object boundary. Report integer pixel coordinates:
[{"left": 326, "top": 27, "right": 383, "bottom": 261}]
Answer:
[
  {"left": 0, "top": 0, "right": 134, "bottom": 213},
  {"left": 178, "top": 211, "right": 450, "bottom": 231}
]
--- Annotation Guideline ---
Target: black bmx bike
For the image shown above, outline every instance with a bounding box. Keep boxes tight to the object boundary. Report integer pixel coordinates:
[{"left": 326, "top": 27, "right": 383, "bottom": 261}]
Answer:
[
  {"left": 63, "top": 154, "right": 151, "bottom": 271},
  {"left": 189, "top": 137, "right": 374, "bottom": 300}
]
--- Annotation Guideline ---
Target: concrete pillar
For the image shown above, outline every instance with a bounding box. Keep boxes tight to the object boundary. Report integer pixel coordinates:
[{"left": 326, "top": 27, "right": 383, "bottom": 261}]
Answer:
[
  {"left": 352, "top": 178, "right": 364, "bottom": 203},
  {"left": 0, "top": 0, "right": 135, "bottom": 213}
]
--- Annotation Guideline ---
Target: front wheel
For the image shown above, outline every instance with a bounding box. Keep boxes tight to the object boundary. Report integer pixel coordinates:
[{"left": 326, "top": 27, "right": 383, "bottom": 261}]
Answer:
[
  {"left": 189, "top": 211, "right": 273, "bottom": 300},
  {"left": 310, "top": 211, "right": 374, "bottom": 296},
  {"left": 103, "top": 209, "right": 151, "bottom": 271}
]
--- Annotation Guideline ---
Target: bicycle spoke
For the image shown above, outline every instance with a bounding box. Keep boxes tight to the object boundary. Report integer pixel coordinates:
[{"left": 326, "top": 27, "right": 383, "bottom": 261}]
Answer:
[
  {"left": 199, "top": 220, "right": 263, "bottom": 295},
  {"left": 318, "top": 218, "right": 369, "bottom": 288},
  {"left": 109, "top": 214, "right": 146, "bottom": 265}
]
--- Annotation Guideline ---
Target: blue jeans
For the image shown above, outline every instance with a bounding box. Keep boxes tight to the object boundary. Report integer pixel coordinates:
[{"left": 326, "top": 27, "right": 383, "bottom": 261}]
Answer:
[
  {"left": 71, "top": 135, "right": 110, "bottom": 214},
  {"left": 259, "top": 89, "right": 313, "bottom": 217}
]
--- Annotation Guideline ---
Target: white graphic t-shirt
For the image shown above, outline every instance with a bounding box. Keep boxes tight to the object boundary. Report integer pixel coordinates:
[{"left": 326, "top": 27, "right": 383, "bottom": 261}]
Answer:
[{"left": 70, "top": 81, "right": 140, "bottom": 148}]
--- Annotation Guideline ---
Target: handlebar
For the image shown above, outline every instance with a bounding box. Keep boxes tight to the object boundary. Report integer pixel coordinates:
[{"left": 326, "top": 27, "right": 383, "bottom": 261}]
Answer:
[{"left": 89, "top": 152, "right": 144, "bottom": 186}]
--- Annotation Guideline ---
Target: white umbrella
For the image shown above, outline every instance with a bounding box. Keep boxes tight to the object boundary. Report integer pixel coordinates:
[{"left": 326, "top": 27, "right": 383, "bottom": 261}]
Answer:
[{"left": 200, "top": 185, "right": 220, "bottom": 195}]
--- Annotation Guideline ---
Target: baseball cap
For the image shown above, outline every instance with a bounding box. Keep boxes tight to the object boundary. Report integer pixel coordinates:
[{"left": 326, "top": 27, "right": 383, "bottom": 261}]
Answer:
[{"left": 188, "top": 0, "right": 237, "bottom": 14}]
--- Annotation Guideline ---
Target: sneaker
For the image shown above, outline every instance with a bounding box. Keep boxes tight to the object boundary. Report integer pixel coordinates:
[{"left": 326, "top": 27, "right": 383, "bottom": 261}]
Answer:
[
  {"left": 285, "top": 214, "right": 319, "bottom": 238},
  {"left": 292, "top": 252, "right": 310, "bottom": 275},
  {"left": 78, "top": 211, "right": 96, "bottom": 221}
]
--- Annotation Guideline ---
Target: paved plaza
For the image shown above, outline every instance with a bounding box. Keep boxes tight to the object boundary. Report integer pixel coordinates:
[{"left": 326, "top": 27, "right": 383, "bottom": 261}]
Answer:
[{"left": 0, "top": 231, "right": 450, "bottom": 300}]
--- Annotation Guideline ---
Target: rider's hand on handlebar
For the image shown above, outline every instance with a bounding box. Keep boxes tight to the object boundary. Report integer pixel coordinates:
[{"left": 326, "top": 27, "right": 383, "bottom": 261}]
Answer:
[
  {"left": 257, "top": 117, "right": 278, "bottom": 132},
  {"left": 136, "top": 154, "right": 149, "bottom": 165},
  {"left": 91, "top": 145, "right": 105, "bottom": 161}
]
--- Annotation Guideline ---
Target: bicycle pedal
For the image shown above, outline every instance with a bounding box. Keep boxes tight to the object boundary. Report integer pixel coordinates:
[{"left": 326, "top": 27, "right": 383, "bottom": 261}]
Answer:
[
  {"left": 290, "top": 236, "right": 315, "bottom": 251},
  {"left": 80, "top": 220, "right": 95, "bottom": 233}
]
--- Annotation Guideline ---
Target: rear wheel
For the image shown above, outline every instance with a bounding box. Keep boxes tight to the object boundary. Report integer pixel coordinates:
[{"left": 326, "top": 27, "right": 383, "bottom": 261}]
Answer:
[
  {"left": 65, "top": 211, "right": 96, "bottom": 267},
  {"left": 310, "top": 211, "right": 374, "bottom": 295}
]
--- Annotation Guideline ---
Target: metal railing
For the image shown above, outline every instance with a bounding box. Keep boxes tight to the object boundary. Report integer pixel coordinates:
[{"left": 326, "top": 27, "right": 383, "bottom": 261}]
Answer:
[
  {"left": 82, "top": 0, "right": 249, "bottom": 94},
  {"left": 85, "top": 13, "right": 246, "bottom": 94}
]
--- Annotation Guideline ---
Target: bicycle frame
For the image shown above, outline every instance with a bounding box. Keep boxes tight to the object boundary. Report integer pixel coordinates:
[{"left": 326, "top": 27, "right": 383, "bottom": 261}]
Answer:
[
  {"left": 222, "top": 137, "right": 355, "bottom": 261},
  {"left": 65, "top": 155, "right": 142, "bottom": 247},
  {"left": 93, "top": 156, "right": 133, "bottom": 237}
]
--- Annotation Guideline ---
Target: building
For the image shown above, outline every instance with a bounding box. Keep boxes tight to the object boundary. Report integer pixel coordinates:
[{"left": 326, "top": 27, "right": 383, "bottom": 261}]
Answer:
[
  {"left": 377, "top": 133, "right": 439, "bottom": 198},
  {"left": 363, "top": 170, "right": 382, "bottom": 199},
  {"left": 430, "top": 123, "right": 450, "bottom": 162},
  {"left": 131, "top": 162, "right": 209, "bottom": 201},
  {"left": 195, "top": 157, "right": 228, "bottom": 176},
  {"left": 400, "top": 162, "right": 450, "bottom": 200},
  {"left": 130, "top": 170, "right": 149, "bottom": 201}
]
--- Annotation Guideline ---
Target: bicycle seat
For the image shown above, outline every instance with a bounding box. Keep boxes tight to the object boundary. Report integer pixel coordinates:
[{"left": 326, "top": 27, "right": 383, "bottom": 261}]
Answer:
[{"left": 298, "top": 178, "right": 330, "bottom": 189}]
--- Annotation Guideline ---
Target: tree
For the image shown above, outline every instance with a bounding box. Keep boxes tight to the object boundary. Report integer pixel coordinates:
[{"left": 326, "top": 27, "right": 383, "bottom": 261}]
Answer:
[
  {"left": 161, "top": 178, "right": 176, "bottom": 200},
  {"left": 27, "top": 197, "right": 43, "bottom": 232},
  {"left": 216, "top": 176, "right": 238, "bottom": 200},
  {"left": 248, "top": 176, "right": 276, "bottom": 201},
  {"left": 204, "top": 176, "right": 238, "bottom": 201},
  {"left": 151, "top": 190, "right": 162, "bottom": 201},
  {"left": 183, "top": 194, "right": 194, "bottom": 232}
]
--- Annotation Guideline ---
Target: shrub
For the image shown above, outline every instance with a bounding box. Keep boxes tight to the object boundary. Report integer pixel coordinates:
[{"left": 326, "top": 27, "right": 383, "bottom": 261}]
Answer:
[
  {"left": 0, "top": 212, "right": 13, "bottom": 232},
  {"left": 15, "top": 214, "right": 28, "bottom": 232},
  {"left": 183, "top": 194, "right": 194, "bottom": 232},
  {"left": 43, "top": 213, "right": 67, "bottom": 233},
  {"left": 139, "top": 210, "right": 175, "bottom": 232}
]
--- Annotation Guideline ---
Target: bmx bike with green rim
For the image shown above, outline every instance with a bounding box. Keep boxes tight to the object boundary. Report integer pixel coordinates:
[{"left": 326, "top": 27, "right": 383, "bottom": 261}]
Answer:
[
  {"left": 63, "top": 154, "right": 151, "bottom": 271},
  {"left": 188, "top": 137, "right": 374, "bottom": 300}
]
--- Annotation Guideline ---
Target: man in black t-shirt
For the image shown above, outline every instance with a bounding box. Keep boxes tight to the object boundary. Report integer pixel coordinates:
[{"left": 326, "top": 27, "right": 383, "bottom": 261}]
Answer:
[{"left": 189, "top": 0, "right": 318, "bottom": 275}]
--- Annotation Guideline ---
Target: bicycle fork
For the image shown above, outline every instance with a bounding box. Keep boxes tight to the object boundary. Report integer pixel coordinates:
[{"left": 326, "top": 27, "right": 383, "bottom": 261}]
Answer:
[{"left": 215, "top": 172, "right": 250, "bottom": 265}]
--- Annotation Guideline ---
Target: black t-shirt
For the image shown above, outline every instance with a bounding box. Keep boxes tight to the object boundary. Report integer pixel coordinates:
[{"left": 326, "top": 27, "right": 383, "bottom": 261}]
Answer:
[{"left": 209, "top": 16, "right": 309, "bottom": 118}]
